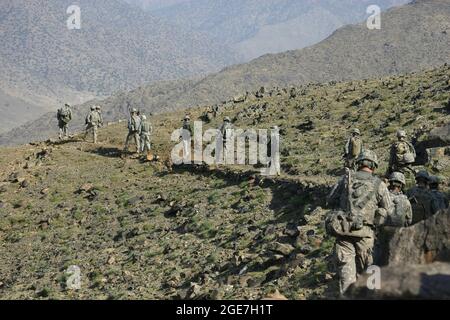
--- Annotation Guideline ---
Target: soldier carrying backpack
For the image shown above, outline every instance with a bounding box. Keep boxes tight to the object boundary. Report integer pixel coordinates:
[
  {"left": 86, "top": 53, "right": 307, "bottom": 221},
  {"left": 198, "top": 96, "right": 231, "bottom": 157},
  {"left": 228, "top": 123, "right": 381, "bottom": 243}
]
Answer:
[
  {"left": 326, "top": 150, "right": 393, "bottom": 295},
  {"left": 57, "top": 103, "right": 73, "bottom": 140}
]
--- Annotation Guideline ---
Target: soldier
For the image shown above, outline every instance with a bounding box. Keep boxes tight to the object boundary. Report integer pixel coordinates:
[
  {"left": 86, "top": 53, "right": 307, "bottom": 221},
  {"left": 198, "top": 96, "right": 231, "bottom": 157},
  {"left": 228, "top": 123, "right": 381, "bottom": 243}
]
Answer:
[
  {"left": 181, "top": 115, "right": 193, "bottom": 160},
  {"left": 57, "top": 103, "right": 73, "bottom": 140},
  {"left": 326, "top": 150, "right": 393, "bottom": 294},
  {"left": 343, "top": 128, "right": 363, "bottom": 170},
  {"left": 84, "top": 106, "right": 101, "bottom": 144},
  {"left": 139, "top": 115, "right": 153, "bottom": 154},
  {"left": 406, "top": 170, "right": 438, "bottom": 224},
  {"left": 124, "top": 108, "right": 141, "bottom": 153},
  {"left": 429, "top": 176, "right": 449, "bottom": 210},
  {"left": 266, "top": 125, "right": 281, "bottom": 176},
  {"left": 218, "top": 117, "right": 233, "bottom": 164},
  {"left": 388, "top": 130, "right": 416, "bottom": 175},
  {"left": 387, "top": 172, "right": 412, "bottom": 227}
]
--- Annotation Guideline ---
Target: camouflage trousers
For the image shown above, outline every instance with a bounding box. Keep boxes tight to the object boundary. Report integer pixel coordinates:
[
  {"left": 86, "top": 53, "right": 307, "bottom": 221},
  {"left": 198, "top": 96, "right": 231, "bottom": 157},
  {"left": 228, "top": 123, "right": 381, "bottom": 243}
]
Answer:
[
  {"left": 84, "top": 124, "right": 98, "bottom": 144},
  {"left": 140, "top": 134, "right": 151, "bottom": 153},
  {"left": 124, "top": 131, "right": 140, "bottom": 153},
  {"left": 334, "top": 235, "right": 374, "bottom": 294},
  {"left": 59, "top": 124, "right": 69, "bottom": 139}
]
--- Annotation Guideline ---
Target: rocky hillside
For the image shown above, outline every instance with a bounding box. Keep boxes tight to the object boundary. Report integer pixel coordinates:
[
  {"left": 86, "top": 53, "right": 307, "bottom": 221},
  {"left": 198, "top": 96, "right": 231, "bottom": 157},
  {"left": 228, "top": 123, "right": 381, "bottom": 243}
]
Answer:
[
  {"left": 2, "top": 0, "right": 448, "bottom": 146},
  {"left": 0, "top": 0, "right": 237, "bottom": 132},
  {"left": 0, "top": 65, "right": 449, "bottom": 299},
  {"left": 151, "top": 0, "right": 409, "bottom": 61}
]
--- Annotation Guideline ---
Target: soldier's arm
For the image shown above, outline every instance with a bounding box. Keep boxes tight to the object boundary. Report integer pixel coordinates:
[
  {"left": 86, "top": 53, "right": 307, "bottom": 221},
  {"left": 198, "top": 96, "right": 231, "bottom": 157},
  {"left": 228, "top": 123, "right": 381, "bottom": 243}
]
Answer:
[{"left": 377, "top": 181, "right": 394, "bottom": 219}]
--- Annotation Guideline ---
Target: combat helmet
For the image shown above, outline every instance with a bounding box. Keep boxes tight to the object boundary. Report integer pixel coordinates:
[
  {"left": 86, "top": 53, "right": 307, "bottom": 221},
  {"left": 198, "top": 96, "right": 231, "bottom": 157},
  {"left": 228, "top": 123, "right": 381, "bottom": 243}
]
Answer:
[
  {"left": 184, "top": 115, "right": 190, "bottom": 121},
  {"left": 389, "top": 172, "right": 406, "bottom": 186},
  {"left": 131, "top": 108, "right": 137, "bottom": 113},
  {"left": 415, "top": 170, "right": 430, "bottom": 182},
  {"left": 141, "top": 115, "right": 147, "bottom": 121},
  {"left": 356, "top": 149, "right": 379, "bottom": 168},
  {"left": 397, "top": 130, "right": 407, "bottom": 139},
  {"left": 224, "top": 116, "right": 231, "bottom": 122},
  {"left": 90, "top": 106, "right": 96, "bottom": 111},
  {"left": 351, "top": 128, "right": 361, "bottom": 135},
  {"left": 96, "top": 105, "right": 101, "bottom": 110}
]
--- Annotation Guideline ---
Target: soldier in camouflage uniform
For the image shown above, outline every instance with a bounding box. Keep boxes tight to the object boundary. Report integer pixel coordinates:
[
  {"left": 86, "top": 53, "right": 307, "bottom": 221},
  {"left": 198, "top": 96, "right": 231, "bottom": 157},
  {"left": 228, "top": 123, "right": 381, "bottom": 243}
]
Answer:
[
  {"left": 406, "top": 170, "right": 439, "bottom": 225},
  {"left": 387, "top": 172, "right": 412, "bottom": 227},
  {"left": 429, "top": 176, "right": 449, "bottom": 211},
  {"left": 327, "top": 150, "right": 393, "bottom": 294},
  {"left": 57, "top": 103, "right": 73, "bottom": 140},
  {"left": 388, "top": 130, "right": 416, "bottom": 175},
  {"left": 84, "top": 106, "right": 102, "bottom": 144},
  {"left": 343, "top": 128, "right": 363, "bottom": 170},
  {"left": 139, "top": 115, "right": 153, "bottom": 154},
  {"left": 180, "top": 115, "right": 193, "bottom": 161},
  {"left": 124, "top": 108, "right": 141, "bottom": 153}
]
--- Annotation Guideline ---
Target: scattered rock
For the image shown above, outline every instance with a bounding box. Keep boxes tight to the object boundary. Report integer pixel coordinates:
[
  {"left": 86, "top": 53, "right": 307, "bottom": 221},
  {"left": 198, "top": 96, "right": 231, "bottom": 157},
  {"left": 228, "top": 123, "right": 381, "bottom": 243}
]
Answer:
[
  {"left": 269, "top": 242, "right": 295, "bottom": 256},
  {"left": 261, "top": 289, "right": 288, "bottom": 300}
]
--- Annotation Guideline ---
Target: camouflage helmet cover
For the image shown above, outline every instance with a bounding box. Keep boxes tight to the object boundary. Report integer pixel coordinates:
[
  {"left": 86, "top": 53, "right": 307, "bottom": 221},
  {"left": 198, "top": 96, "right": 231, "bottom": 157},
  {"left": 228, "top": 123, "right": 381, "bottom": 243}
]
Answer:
[
  {"left": 141, "top": 115, "right": 147, "bottom": 120},
  {"left": 397, "top": 130, "right": 407, "bottom": 138},
  {"left": 389, "top": 172, "right": 406, "bottom": 186},
  {"left": 184, "top": 115, "right": 190, "bottom": 120},
  {"left": 131, "top": 108, "right": 137, "bottom": 113},
  {"left": 96, "top": 105, "right": 101, "bottom": 110},
  {"left": 351, "top": 128, "right": 361, "bottom": 135},
  {"left": 356, "top": 149, "right": 379, "bottom": 167},
  {"left": 428, "top": 175, "right": 441, "bottom": 185},
  {"left": 224, "top": 116, "right": 231, "bottom": 122},
  {"left": 90, "top": 106, "right": 96, "bottom": 111}
]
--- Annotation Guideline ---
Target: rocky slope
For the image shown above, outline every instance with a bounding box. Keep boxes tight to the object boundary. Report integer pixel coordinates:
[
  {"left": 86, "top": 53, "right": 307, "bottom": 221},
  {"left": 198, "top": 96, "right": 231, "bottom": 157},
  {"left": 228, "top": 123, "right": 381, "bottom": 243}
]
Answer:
[
  {"left": 0, "top": 65, "right": 449, "bottom": 299},
  {"left": 2, "top": 0, "right": 449, "bottom": 146}
]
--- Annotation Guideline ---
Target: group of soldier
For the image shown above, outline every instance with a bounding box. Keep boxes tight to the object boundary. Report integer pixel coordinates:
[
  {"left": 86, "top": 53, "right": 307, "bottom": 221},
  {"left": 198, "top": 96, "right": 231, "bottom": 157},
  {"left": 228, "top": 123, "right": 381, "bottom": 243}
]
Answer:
[
  {"left": 56, "top": 104, "right": 153, "bottom": 155},
  {"left": 328, "top": 128, "right": 448, "bottom": 295},
  {"left": 57, "top": 104, "right": 447, "bottom": 296}
]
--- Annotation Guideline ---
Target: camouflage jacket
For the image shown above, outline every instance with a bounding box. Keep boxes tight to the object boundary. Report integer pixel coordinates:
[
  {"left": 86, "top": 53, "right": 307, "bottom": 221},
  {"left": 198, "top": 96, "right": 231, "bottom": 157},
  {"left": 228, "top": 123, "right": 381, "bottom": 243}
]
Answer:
[
  {"left": 57, "top": 107, "right": 72, "bottom": 124},
  {"left": 128, "top": 115, "right": 141, "bottom": 133},
  {"left": 389, "top": 140, "right": 416, "bottom": 166},
  {"left": 430, "top": 190, "right": 449, "bottom": 211},
  {"left": 140, "top": 120, "right": 153, "bottom": 136},
  {"left": 86, "top": 111, "right": 101, "bottom": 126},
  {"left": 220, "top": 123, "right": 233, "bottom": 142},
  {"left": 344, "top": 136, "right": 363, "bottom": 158},
  {"left": 327, "top": 171, "right": 394, "bottom": 228},
  {"left": 387, "top": 191, "right": 413, "bottom": 227},
  {"left": 406, "top": 187, "right": 438, "bottom": 224}
]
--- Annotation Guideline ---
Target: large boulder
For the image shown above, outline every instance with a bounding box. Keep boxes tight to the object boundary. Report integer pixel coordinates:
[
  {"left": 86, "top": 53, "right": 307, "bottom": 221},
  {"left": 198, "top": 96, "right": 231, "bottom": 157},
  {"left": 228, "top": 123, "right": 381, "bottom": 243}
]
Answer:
[
  {"left": 387, "top": 209, "right": 450, "bottom": 266},
  {"left": 348, "top": 262, "right": 450, "bottom": 299}
]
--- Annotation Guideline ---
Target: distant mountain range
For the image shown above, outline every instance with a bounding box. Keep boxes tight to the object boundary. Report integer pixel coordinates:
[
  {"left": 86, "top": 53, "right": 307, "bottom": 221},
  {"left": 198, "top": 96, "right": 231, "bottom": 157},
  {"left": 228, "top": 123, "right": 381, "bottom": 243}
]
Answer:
[
  {"left": 138, "top": 0, "right": 410, "bottom": 61},
  {"left": 0, "top": 0, "right": 237, "bottom": 133},
  {"left": 1, "top": 0, "right": 450, "bottom": 146}
]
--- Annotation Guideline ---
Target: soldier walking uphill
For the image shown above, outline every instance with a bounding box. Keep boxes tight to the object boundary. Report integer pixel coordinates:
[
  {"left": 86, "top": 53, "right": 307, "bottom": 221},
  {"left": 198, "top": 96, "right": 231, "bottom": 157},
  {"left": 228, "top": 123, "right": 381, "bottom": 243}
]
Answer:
[
  {"left": 57, "top": 103, "right": 73, "bottom": 140},
  {"left": 429, "top": 176, "right": 449, "bottom": 211},
  {"left": 84, "top": 106, "right": 102, "bottom": 144},
  {"left": 124, "top": 108, "right": 141, "bottom": 154},
  {"left": 386, "top": 172, "right": 412, "bottom": 227},
  {"left": 139, "top": 115, "right": 153, "bottom": 154},
  {"left": 388, "top": 130, "right": 416, "bottom": 175},
  {"left": 373, "top": 172, "right": 412, "bottom": 266},
  {"left": 406, "top": 171, "right": 439, "bottom": 224},
  {"left": 343, "top": 128, "right": 363, "bottom": 170},
  {"left": 326, "top": 150, "right": 393, "bottom": 295}
]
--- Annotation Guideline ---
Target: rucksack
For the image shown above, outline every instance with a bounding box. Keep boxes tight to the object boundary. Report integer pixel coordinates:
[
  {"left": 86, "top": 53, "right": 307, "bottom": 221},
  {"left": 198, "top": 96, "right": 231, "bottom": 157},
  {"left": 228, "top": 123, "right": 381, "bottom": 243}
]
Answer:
[{"left": 325, "top": 170, "right": 381, "bottom": 238}]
